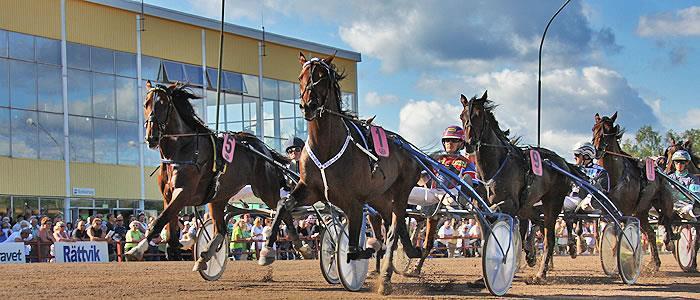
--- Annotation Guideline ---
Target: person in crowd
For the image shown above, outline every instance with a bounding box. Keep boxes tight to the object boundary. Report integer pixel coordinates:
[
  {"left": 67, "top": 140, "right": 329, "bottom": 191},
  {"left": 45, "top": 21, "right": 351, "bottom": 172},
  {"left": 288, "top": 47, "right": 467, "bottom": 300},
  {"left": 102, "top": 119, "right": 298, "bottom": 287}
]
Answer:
[
  {"left": 0, "top": 226, "right": 6, "bottom": 243},
  {"left": 179, "top": 221, "right": 195, "bottom": 251},
  {"left": 65, "top": 222, "right": 73, "bottom": 236},
  {"left": 87, "top": 217, "right": 110, "bottom": 242},
  {"left": 11, "top": 215, "right": 25, "bottom": 232},
  {"left": 37, "top": 217, "right": 55, "bottom": 262},
  {"left": 436, "top": 219, "right": 456, "bottom": 258},
  {"left": 1, "top": 221, "right": 11, "bottom": 238},
  {"left": 5, "top": 227, "right": 33, "bottom": 261},
  {"left": 298, "top": 215, "right": 320, "bottom": 257},
  {"left": 125, "top": 221, "right": 145, "bottom": 260},
  {"left": 579, "top": 221, "right": 596, "bottom": 255},
  {"left": 262, "top": 218, "right": 274, "bottom": 250},
  {"left": 555, "top": 219, "right": 569, "bottom": 255},
  {"left": 72, "top": 220, "right": 89, "bottom": 241},
  {"left": 668, "top": 150, "right": 700, "bottom": 220},
  {"left": 251, "top": 217, "right": 264, "bottom": 259},
  {"left": 231, "top": 218, "right": 250, "bottom": 261},
  {"left": 112, "top": 215, "right": 128, "bottom": 243},
  {"left": 563, "top": 143, "right": 609, "bottom": 213},
  {"left": 29, "top": 217, "right": 40, "bottom": 237},
  {"left": 466, "top": 218, "right": 481, "bottom": 257},
  {"left": 52, "top": 222, "right": 74, "bottom": 242},
  {"left": 138, "top": 212, "right": 148, "bottom": 233},
  {"left": 147, "top": 228, "right": 167, "bottom": 261}
]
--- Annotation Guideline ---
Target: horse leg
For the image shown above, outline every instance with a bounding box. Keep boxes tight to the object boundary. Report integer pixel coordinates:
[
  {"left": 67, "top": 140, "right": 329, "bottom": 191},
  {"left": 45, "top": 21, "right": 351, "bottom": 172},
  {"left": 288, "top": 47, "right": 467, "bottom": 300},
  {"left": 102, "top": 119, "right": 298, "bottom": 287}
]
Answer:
[
  {"left": 343, "top": 199, "right": 369, "bottom": 261},
  {"left": 193, "top": 196, "right": 228, "bottom": 271},
  {"left": 641, "top": 215, "right": 660, "bottom": 272},
  {"left": 565, "top": 218, "right": 577, "bottom": 259},
  {"left": 166, "top": 217, "right": 182, "bottom": 261},
  {"left": 258, "top": 199, "right": 296, "bottom": 266},
  {"left": 368, "top": 213, "right": 386, "bottom": 275},
  {"left": 377, "top": 211, "right": 402, "bottom": 295},
  {"left": 126, "top": 187, "right": 188, "bottom": 260},
  {"left": 523, "top": 219, "right": 538, "bottom": 268},
  {"left": 412, "top": 217, "right": 438, "bottom": 277},
  {"left": 532, "top": 199, "right": 559, "bottom": 283}
]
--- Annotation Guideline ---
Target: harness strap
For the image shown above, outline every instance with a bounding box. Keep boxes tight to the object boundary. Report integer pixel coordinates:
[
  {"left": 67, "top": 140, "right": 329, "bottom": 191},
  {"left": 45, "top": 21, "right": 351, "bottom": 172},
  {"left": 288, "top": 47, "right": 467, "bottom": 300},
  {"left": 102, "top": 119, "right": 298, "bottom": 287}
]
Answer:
[
  {"left": 209, "top": 135, "right": 217, "bottom": 173},
  {"left": 345, "top": 120, "right": 379, "bottom": 162},
  {"left": 306, "top": 135, "right": 352, "bottom": 201}
]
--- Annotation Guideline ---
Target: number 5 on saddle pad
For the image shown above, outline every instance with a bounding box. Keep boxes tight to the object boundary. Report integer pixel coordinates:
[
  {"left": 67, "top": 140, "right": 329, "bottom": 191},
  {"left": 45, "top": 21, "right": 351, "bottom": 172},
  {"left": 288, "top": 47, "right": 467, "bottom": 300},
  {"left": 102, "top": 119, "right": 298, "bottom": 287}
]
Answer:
[
  {"left": 530, "top": 149, "right": 543, "bottom": 176},
  {"left": 222, "top": 133, "right": 236, "bottom": 163},
  {"left": 370, "top": 126, "right": 390, "bottom": 157}
]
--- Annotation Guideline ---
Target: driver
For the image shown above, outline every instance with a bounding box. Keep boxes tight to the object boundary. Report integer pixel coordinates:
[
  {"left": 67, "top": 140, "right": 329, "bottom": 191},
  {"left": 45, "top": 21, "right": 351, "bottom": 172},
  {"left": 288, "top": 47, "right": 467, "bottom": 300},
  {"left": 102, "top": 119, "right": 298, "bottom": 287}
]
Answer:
[
  {"left": 668, "top": 150, "right": 700, "bottom": 220},
  {"left": 408, "top": 126, "right": 475, "bottom": 207},
  {"left": 563, "top": 142, "right": 609, "bottom": 213}
]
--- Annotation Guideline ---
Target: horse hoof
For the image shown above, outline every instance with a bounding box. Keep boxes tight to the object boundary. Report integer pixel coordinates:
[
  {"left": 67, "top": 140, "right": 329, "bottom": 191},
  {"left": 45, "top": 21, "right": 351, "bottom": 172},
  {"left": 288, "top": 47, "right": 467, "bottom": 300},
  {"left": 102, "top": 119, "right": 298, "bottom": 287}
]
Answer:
[
  {"left": 258, "top": 248, "right": 276, "bottom": 266},
  {"left": 644, "top": 262, "right": 660, "bottom": 273},
  {"left": 192, "top": 259, "right": 208, "bottom": 272},
  {"left": 664, "top": 242, "right": 674, "bottom": 252},
  {"left": 404, "top": 246, "right": 422, "bottom": 259},
  {"left": 377, "top": 281, "right": 393, "bottom": 295},
  {"left": 526, "top": 256, "right": 537, "bottom": 268},
  {"left": 568, "top": 247, "right": 577, "bottom": 259},
  {"left": 297, "top": 245, "right": 314, "bottom": 259},
  {"left": 525, "top": 275, "right": 546, "bottom": 285}
]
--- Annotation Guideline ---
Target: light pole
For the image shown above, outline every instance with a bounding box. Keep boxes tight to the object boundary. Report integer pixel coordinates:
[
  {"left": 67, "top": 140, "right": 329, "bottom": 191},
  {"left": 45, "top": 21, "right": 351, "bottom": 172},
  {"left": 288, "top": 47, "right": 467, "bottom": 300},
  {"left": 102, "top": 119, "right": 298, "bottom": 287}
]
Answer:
[{"left": 537, "top": 0, "right": 574, "bottom": 148}]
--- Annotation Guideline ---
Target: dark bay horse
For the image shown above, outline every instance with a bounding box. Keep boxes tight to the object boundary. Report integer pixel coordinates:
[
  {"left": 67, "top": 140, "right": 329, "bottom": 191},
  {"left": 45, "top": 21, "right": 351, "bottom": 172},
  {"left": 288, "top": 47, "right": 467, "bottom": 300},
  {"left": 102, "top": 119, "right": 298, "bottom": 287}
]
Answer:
[
  {"left": 292, "top": 53, "right": 423, "bottom": 294},
  {"left": 459, "top": 92, "right": 574, "bottom": 283},
  {"left": 592, "top": 112, "right": 677, "bottom": 271},
  {"left": 127, "top": 82, "right": 302, "bottom": 269}
]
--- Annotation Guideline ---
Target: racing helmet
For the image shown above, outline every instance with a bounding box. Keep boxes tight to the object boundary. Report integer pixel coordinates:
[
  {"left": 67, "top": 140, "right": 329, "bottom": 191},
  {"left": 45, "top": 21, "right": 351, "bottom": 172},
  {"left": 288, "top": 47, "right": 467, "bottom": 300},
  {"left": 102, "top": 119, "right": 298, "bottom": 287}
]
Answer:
[
  {"left": 442, "top": 125, "right": 465, "bottom": 141},
  {"left": 574, "top": 142, "right": 596, "bottom": 160},
  {"left": 283, "top": 137, "right": 305, "bottom": 152},
  {"left": 672, "top": 150, "right": 691, "bottom": 162}
]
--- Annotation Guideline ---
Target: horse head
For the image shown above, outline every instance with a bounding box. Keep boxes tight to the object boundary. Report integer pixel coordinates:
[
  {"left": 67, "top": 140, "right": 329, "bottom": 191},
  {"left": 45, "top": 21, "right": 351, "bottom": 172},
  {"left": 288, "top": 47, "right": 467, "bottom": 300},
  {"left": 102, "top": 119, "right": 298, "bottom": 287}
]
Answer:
[
  {"left": 591, "top": 112, "right": 624, "bottom": 158},
  {"left": 459, "top": 90, "right": 489, "bottom": 153},
  {"left": 298, "top": 52, "right": 344, "bottom": 121},
  {"left": 143, "top": 80, "right": 175, "bottom": 149}
]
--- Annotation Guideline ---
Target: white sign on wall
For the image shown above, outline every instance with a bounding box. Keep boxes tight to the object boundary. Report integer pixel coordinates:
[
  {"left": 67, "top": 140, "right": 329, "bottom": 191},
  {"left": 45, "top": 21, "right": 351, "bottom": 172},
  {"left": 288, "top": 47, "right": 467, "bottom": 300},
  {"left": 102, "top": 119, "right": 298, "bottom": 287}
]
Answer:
[
  {"left": 54, "top": 241, "right": 109, "bottom": 263},
  {"left": 72, "top": 187, "right": 96, "bottom": 196},
  {"left": 0, "top": 243, "right": 26, "bottom": 264}
]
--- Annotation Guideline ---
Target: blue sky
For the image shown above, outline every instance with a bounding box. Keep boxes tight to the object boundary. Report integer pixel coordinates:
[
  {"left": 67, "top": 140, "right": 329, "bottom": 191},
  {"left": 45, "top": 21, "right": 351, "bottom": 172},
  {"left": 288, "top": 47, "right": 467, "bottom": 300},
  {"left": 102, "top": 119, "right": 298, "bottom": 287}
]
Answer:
[{"left": 145, "top": 0, "right": 699, "bottom": 154}]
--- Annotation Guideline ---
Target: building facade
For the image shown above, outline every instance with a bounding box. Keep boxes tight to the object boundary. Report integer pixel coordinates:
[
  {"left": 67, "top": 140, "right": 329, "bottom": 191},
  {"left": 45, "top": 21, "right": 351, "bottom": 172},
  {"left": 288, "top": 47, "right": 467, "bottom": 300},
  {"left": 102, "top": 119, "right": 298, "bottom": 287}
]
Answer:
[{"left": 0, "top": 0, "right": 360, "bottom": 221}]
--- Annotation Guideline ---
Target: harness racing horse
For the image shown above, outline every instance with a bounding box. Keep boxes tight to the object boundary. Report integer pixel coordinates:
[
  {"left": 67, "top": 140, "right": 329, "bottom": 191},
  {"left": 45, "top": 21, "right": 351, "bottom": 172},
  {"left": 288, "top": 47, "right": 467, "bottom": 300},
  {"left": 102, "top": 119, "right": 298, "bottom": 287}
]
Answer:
[
  {"left": 127, "top": 82, "right": 303, "bottom": 269},
  {"left": 291, "top": 53, "right": 423, "bottom": 294},
  {"left": 459, "top": 92, "right": 575, "bottom": 283},
  {"left": 663, "top": 139, "right": 700, "bottom": 175},
  {"left": 592, "top": 112, "right": 678, "bottom": 271}
]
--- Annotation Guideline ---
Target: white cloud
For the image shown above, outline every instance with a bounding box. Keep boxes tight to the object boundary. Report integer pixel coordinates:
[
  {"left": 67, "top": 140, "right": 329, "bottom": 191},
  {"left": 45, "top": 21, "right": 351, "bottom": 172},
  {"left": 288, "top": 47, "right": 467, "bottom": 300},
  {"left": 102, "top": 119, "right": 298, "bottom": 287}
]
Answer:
[
  {"left": 398, "top": 100, "right": 462, "bottom": 150},
  {"left": 638, "top": 6, "right": 700, "bottom": 37},
  {"left": 682, "top": 108, "right": 700, "bottom": 128},
  {"left": 364, "top": 91, "right": 398, "bottom": 107}
]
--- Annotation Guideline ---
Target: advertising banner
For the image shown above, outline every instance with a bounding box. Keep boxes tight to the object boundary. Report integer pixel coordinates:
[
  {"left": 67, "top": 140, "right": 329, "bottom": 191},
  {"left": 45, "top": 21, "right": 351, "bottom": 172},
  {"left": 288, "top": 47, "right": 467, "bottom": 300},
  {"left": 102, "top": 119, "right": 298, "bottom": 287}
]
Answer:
[
  {"left": 54, "top": 241, "right": 109, "bottom": 263},
  {"left": 0, "top": 243, "right": 27, "bottom": 264}
]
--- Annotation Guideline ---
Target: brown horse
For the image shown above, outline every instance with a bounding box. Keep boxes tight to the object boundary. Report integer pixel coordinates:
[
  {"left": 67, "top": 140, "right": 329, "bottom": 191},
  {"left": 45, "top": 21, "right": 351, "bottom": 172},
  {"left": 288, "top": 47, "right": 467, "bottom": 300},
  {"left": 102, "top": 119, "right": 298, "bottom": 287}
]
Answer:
[
  {"left": 459, "top": 91, "right": 574, "bottom": 283},
  {"left": 127, "top": 82, "right": 300, "bottom": 269},
  {"left": 293, "top": 53, "right": 423, "bottom": 294},
  {"left": 592, "top": 112, "right": 678, "bottom": 271},
  {"left": 663, "top": 139, "right": 700, "bottom": 175}
]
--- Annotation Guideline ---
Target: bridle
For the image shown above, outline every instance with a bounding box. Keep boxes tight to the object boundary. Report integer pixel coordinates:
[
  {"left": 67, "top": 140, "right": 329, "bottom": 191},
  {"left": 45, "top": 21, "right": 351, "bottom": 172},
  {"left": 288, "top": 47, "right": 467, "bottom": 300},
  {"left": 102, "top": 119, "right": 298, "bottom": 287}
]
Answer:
[
  {"left": 592, "top": 120, "right": 622, "bottom": 159},
  {"left": 144, "top": 86, "right": 175, "bottom": 146},
  {"left": 299, "top": 58, "right": 336, "bottom": 121},
  {"left": 464, "top": 99, "right": 495, "bottom": 151}
]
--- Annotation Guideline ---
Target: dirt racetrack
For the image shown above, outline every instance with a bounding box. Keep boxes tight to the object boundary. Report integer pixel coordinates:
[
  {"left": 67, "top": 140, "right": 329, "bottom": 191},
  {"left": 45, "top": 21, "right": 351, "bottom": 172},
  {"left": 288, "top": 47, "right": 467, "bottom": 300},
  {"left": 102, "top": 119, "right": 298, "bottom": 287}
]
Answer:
[{"left": 2, "top": 254, "right": 698, "bottom": 299}]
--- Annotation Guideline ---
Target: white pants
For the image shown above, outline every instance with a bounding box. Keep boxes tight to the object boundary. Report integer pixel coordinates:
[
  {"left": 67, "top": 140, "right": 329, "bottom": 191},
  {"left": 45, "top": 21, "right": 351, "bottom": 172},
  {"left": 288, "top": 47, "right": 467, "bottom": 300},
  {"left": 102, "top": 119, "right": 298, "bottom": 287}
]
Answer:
[
  {"left": 408, "top": 187, "right": 458, "bottom": 207},
  {"left": 230, "top": 185, "right": 289, "bottom": 202},
  {"left": 563, "top": 195, "right": 593, "bottom": 213}
]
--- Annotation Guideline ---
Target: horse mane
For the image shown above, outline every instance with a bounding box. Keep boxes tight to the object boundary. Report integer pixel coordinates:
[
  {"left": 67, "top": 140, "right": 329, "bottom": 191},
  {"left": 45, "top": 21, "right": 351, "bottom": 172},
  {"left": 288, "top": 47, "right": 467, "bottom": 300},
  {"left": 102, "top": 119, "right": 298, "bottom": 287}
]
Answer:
[
  {"left": 322, "top": 61, "right": 355, "bottom": 118},
  {"left": 480, "top": 99, "right": 523, "bottom": 152},
  {"left": 169, "top": 84, "right": 211, "bottom": 134}
]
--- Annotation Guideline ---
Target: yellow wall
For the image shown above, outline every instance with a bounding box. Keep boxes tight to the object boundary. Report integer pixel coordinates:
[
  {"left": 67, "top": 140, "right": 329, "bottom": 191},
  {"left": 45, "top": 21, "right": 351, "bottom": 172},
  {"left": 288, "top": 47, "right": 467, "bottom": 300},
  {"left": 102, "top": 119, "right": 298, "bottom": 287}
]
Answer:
[
  {"left": 0, "top": 157, "right": 65, "bottom": 197},
  {"left": 66, "top": 0, "right": 137, "bottom": 53},
  {"left": 205, "top": 30, "right": 260, "bottom": 76},
  {"left": 0, "top": 0, "right": 61, "bottom": 40},
  {"left": 144, "top": 169, "right": 162, "bottom": 201},
  {"left": 70, "top": 162, "right": 143, "bottom": 199},
  {"left": 141, "top": 16, "right": 202, "bottom": 65}
]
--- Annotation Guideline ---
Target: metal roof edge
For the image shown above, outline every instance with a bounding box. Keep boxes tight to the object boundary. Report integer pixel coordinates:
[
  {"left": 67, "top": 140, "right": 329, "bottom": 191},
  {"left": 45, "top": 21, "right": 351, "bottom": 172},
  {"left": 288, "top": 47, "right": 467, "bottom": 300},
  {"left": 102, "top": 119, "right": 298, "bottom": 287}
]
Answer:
[{"left": 84, "top": 0, "right": 362, "bottom": 62}]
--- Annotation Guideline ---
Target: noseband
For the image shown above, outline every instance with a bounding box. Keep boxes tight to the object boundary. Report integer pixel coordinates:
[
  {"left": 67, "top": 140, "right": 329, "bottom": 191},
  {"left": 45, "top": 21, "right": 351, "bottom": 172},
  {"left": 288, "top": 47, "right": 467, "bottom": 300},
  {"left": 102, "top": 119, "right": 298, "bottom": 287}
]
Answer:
[
  {"left": 300, "top": 58, "right": 336, "bottom": 121},
  {"left": 593, "top": 121, "right": 621, "bottom": 159},
  {"left": 145, "top": 86, "right": 174, "bottom": 145}
]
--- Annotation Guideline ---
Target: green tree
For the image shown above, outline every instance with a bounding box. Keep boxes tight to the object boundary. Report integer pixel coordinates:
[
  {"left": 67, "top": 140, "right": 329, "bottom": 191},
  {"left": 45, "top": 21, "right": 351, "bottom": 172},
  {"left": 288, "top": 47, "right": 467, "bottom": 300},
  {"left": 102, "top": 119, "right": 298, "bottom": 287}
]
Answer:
[{"left": 621, "top": 125, "right": 662, "bottom": 158}]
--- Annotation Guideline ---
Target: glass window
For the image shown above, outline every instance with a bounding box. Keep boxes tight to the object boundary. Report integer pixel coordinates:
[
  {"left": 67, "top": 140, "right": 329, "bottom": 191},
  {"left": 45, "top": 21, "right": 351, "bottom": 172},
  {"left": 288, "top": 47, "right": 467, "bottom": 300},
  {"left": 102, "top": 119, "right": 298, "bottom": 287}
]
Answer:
[
  {"left": 205, "top": 89, "right": 220, "bottom": 125},
  {"left": 11, "top": 109, "right": 38, "bottom": 158},
  {"left": 91, "top": 47, "right": 114, "bottom": 74},
  {"left": 0, "top": 58, "right": 8, "bottom": 107},
  {"left": 144, "top": 148, "right": 161, "bottom": 166},
  {"left": 191, "top": 98, "right": 205, "bottom": 120},
  {"left": 264, "top": 120, "right": 275, "bottom": 137},
  {"left": 224, "top": 71, "right": 243, "bottom": 93},
  {"left": 0, "top": 195, "right": 10, "bottom": 217},
  {"left": 10, "top": 60, "right": 37, "bottom": 110},
  {"left": 162, "top": 61, "right": 185, "bottom": 82},
  {"left": 68, "top": 69, "right": 92, "bottom": 116},
  {"left": 36, "top": 37, "right": 60, "bottom": 65},
  {"left": 37, "top": 112, "right": 63, "bottom": 160},
  {"left": 117, "top": 121, "right": 138, "bottom": 165},
  {"left": 69, "top": 115, "right": 93, "bottom": 162},
  {"left": 141, "top": 56, "right": 161, "bottom": 81},
  {"left": 295, "top": 118, "right": 307, "bottom": 137},
  {"left": 226, "top": 122, "right": 242, "bottom": 132},
  {"left": 70, "top": 198, "right": 93, "bottom": 208},
  {"left": 342, "top": 93, "right": 355, "bottom": 112},
  {"left": 15, "top": 197, "right": 39, "bottom": 217},
  {"left": 0, "top": 108, "right": 9, "bottom": 156},
  {"left": 262, "top": 78, "right": 278, "bottom": 100},
  {"left": 263, "top": 99, "right": 275, "bottom": 120},
  {"left": 115, "top": 51, "right": 136, "bottom": 78},
  {"left": 40, "top": 198, "right": 64, "bottom": 217},
  {"left": 280, "top": 118, "right": 295, "bottom": 139},
  {"left": 67, "top": 42, "right": 90, "bottom": 70},
  {"left": 184, "top": 64, "right": 203, "bottom": 86},
  {"left": 225, "top": 93, "right": 242, "bottom": 122},
  {"left": 37, "top": 64, "right": 62, "bottom": 113},
  {"left": 8, "top": 32, "right": 34, "bottom": 61},
  {"left": 94, "top": 118, "right": 116, "bottom": 164},
  {"left": 242, "top": 74, "right": 259, "bottom": 97},
  {"left": 93, "top": 73, "right": 115, "bottom": 119},
  {"left": 206, "top": 68, "right": 221, "bottom": 90},
  {"left": 280, "top": 101, "right": 295, "bottom": 119},
  {"left": 243, "top": 96, "right": 257, "bottom": 121},
  {"left": 0, "top": 30, "right": 7, "bottom": 57},
  {"left": 279, "top": 81, "right": 294, "bottom": 102},
  {"left": 116, "top": 77, "right": 137, "bottom": 121}
]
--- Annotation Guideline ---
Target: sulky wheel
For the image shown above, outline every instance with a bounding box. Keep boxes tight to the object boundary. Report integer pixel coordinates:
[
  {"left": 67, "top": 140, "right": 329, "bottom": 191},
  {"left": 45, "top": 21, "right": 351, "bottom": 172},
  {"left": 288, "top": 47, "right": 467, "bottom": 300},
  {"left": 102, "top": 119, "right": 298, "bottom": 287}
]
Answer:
[
  {"left": 319, "top": 221, "right": 341, "bottom": 284},
  {"left": 599, "top": 222, "right": 618, "bottom": 276},
  {"left": 482, "top": 220, "right": 518, "bottom": 296},
  {"left": 336, "top": 222, "right": 370, "bottom": 291},
  {"left": 617, "top": 221, "right": 643, "bottom": 284},
  {"left": 194, "top": 219, "right": 230, "bottom": 281},
  {"left": 674, "top": 224, "right": 698, "bottom": 272}
]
